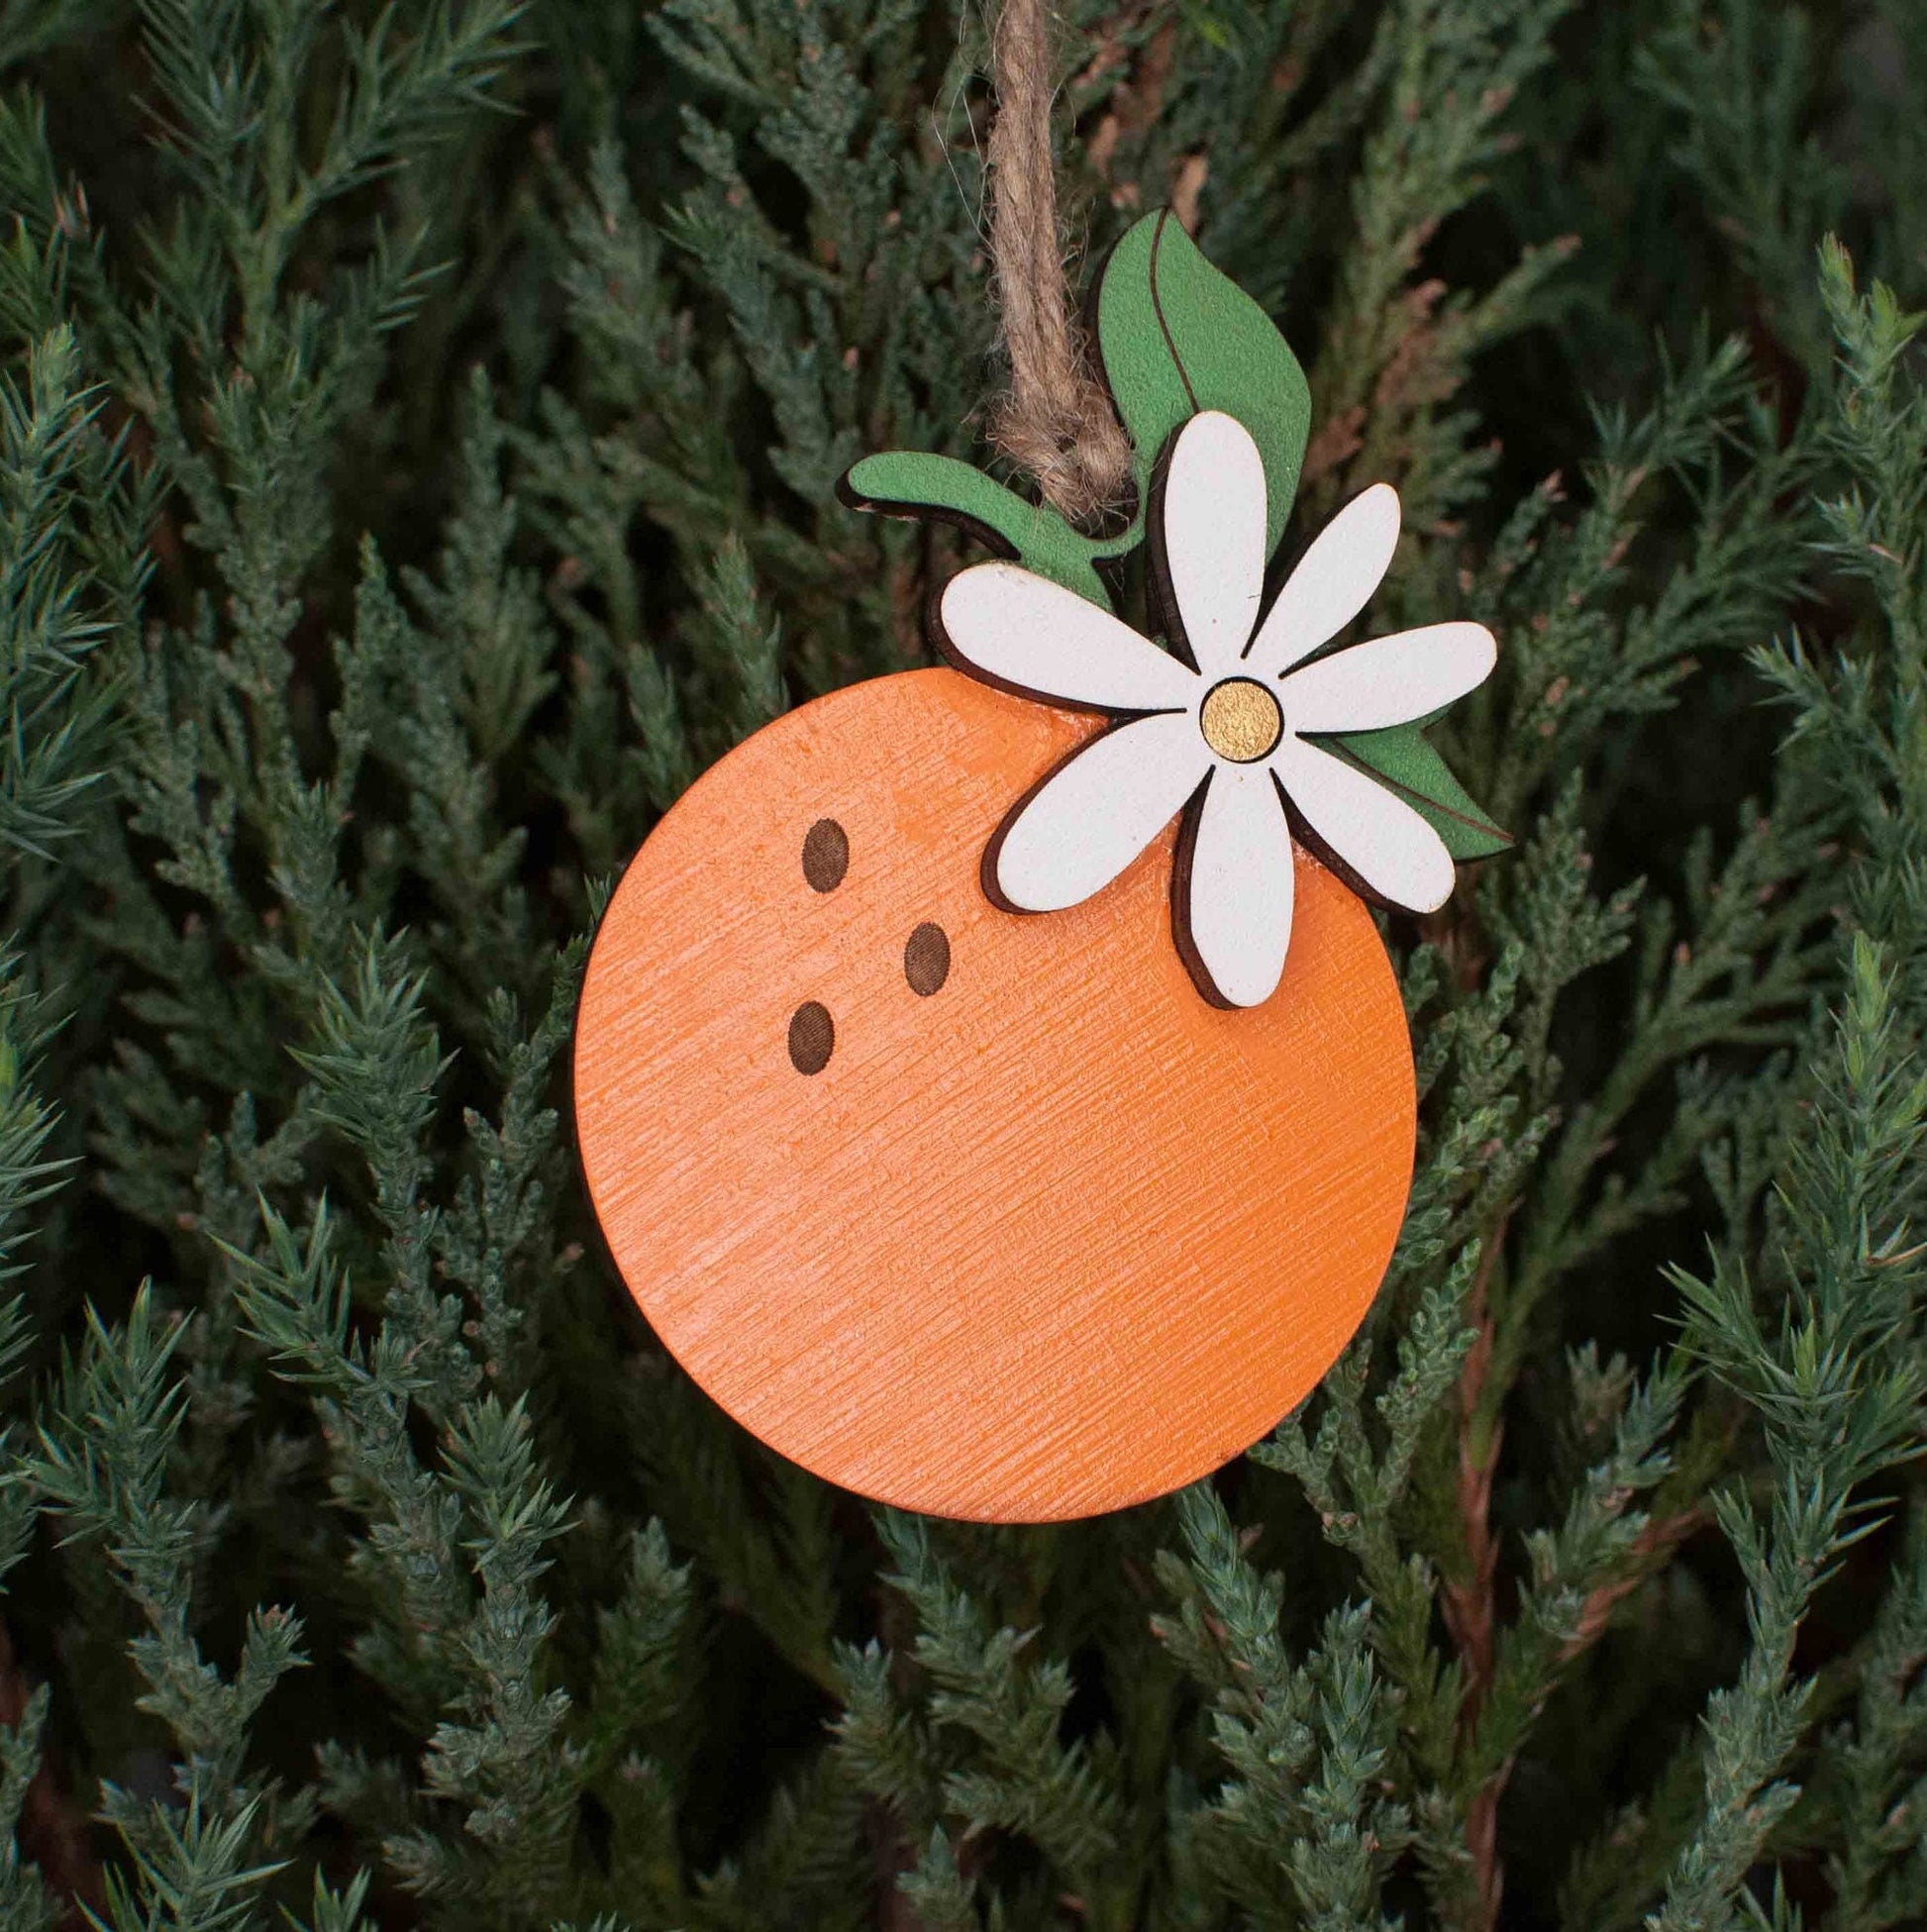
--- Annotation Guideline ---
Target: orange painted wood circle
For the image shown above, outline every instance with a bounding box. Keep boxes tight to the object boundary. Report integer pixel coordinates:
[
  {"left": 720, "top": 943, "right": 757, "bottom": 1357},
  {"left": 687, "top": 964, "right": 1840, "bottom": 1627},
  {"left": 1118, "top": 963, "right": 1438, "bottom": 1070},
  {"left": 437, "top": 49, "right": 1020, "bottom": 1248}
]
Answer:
[{"left": 574, "top": 667, "right": 1415, "bottom": 1521}]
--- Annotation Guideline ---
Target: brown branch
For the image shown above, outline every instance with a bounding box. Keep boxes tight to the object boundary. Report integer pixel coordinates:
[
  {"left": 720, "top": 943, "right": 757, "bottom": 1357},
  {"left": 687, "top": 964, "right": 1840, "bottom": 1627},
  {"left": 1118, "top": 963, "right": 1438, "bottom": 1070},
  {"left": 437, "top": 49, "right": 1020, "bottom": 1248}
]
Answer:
[
  {"left": 1440, "top": 1225, "right": 1507, "bottom": 1718},
  {"left": 1441, "top": 1274, "right": 1712, "bottom": 1932},
  {"left": 870, "top": 1800, "right": 930, "bottom": 1932},
  {"left": 1457, "top": 1507, "right": 1710, "bottom": 1932},
  {"left": 1560, "top": 1507, "right": 1712, "bottom": 1663},
  {"left": 1439, "top": 1219, "right": 1508, "bottom": 1932},
  {"left": 0, "top": 1623, "right": 103, "bottom": 1929},
  {"left": 1084, "top": 13, "right": 1176, "bottom": 214}
]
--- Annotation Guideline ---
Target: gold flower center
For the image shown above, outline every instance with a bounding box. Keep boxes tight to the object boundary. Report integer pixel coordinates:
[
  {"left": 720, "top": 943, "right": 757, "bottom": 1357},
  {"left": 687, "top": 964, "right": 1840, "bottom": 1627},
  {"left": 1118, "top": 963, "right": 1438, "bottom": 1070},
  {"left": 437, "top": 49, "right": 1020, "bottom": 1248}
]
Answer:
[{"left": 1199, "top": 677, "right": 1283, "bottom": 763}]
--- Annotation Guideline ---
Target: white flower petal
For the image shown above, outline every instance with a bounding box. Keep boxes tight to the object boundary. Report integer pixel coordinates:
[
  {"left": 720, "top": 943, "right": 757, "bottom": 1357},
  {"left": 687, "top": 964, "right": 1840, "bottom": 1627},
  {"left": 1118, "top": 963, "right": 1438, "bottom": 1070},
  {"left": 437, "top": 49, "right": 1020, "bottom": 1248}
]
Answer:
[
  {"left": 940, "top": 562, "right": 1197, "bottom": 713},
  {"left": 1280, "top": 622, "right": 1497, "bottom": 733},
  {"left": 1273, "top": 735, "right": 1456, "bottom": 911},
  {"left": 993, "top": 711, "right": 1208, "bottom": 912},
  {"left": 1161, "top": 411, "right": 1268, "bottom": 677},
  {"left": 1246, "top": 483, "right": 1402, "bottom": 677},
  {"left": 1180, "top": 765, "right": 1296, "bottom": 1008}
]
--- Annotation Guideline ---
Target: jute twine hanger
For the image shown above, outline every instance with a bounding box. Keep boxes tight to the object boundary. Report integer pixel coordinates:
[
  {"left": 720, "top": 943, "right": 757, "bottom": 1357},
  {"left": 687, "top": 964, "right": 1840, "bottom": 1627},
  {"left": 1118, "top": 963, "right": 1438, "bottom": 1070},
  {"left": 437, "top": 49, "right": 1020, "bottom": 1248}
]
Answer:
[{"left": 985, "top": 0, "right": 1135, "bottom": 528}]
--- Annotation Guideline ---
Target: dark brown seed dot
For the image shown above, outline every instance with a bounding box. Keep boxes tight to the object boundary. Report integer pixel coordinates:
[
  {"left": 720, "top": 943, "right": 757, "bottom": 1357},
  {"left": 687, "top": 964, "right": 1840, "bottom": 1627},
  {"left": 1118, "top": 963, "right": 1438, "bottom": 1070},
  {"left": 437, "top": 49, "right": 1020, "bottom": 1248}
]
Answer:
[
  {"left": 904, "top": 922, "right": 951, "bottom": 996},
  {"left": 787, "top": 1000, "right": 834, "bottom": 1074},
  {"left": 801, "top": 818, "right": 849, "bottom": 892}
]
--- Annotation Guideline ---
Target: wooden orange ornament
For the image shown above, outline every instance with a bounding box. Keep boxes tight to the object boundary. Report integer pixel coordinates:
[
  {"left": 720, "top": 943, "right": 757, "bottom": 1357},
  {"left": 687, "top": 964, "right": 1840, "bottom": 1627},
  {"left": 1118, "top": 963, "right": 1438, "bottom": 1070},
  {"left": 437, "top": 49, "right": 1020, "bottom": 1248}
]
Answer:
[
  {"left": 574, "top": 667, "right": 1415, "bottom": 1522},
  {"left": 575, "top": 212, "right": 1511, "bottom": 1520}
]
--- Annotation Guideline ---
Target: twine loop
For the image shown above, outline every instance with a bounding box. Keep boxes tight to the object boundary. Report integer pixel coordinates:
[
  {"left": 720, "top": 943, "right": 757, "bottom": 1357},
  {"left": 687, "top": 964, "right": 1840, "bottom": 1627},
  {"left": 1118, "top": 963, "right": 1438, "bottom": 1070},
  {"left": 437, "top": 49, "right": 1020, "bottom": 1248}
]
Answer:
[{"left": 986, "top": 0, "right": 1135, "bottom": 528}]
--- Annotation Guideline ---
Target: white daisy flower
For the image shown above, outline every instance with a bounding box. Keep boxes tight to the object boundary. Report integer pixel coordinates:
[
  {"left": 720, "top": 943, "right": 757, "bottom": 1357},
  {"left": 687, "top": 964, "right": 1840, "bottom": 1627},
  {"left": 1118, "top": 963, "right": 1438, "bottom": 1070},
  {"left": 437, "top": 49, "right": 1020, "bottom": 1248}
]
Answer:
[{"left": 936, "top": 410, "right": 1497, "bottom": 1009}]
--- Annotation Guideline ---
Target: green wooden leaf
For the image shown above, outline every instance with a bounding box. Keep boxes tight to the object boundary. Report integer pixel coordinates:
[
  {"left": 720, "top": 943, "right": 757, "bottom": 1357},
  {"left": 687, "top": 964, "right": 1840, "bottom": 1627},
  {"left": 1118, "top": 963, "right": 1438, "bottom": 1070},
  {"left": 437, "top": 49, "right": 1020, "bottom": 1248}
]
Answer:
[
  {"left": 845, "top": 214, "right": 1313, "bottom": 613},
  {"left": 1095, "top": 208, "right": 1312, "bottom": 554},
  {"left": 1320, "top": 723, "right": 1514, "bottom": 862},
  {"left": 840, "top": 452, "right": 1112, "bottom": 606}
]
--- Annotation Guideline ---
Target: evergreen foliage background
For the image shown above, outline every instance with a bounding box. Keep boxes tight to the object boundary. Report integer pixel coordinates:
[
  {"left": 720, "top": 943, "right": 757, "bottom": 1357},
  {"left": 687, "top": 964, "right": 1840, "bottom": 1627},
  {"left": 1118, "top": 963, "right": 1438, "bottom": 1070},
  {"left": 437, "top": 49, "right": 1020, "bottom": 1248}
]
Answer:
[{"left": 0, "top": 0, "right": 1921, "bottom": 1925}]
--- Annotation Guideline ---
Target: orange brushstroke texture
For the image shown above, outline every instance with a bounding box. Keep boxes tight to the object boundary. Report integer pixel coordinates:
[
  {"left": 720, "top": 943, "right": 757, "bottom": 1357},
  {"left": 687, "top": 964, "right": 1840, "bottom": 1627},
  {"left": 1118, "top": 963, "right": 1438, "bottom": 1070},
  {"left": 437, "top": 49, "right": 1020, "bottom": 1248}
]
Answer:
[{"left": 575, "top": 669, "right": 1415, "bottom": 1521}]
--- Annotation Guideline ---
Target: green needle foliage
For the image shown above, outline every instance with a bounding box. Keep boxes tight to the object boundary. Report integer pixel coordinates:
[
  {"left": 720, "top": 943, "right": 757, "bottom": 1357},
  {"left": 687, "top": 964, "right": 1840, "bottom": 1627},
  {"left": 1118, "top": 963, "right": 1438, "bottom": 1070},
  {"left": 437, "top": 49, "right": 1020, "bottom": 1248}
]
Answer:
[{"left": 0, "top": 1, "right": 1919, "bottom": 1927}]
